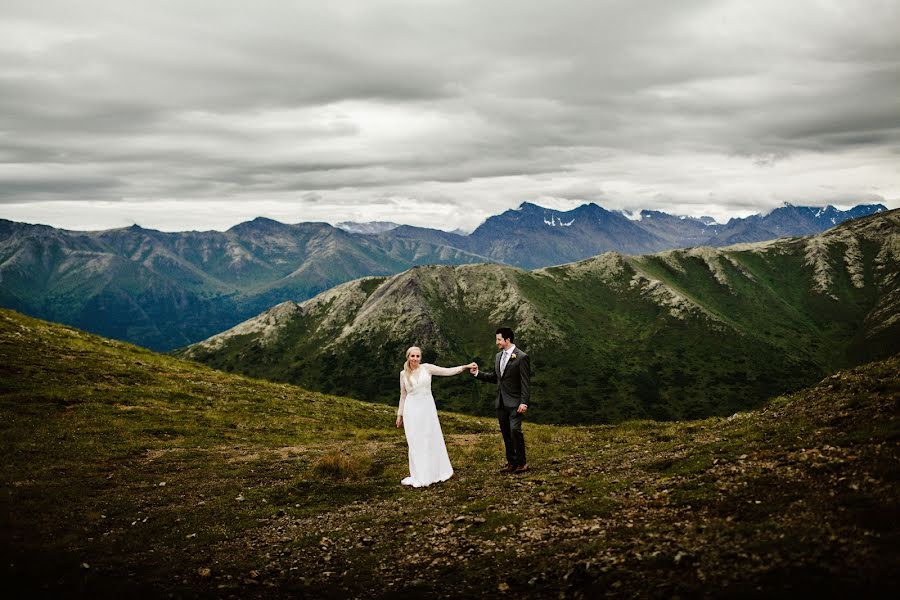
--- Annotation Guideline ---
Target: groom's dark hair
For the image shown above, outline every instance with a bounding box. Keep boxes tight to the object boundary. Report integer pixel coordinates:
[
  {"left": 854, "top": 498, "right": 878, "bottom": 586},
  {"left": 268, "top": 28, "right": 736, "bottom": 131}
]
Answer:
[{"left": 496, "top": 327, "right": 515, "bottom": 342}]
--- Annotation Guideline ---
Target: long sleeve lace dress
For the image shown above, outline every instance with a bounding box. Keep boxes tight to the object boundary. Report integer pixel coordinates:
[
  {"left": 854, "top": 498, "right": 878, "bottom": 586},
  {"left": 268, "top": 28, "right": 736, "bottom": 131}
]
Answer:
[{"left": 397, "top": 363, "right": 465, "bottom": 487}]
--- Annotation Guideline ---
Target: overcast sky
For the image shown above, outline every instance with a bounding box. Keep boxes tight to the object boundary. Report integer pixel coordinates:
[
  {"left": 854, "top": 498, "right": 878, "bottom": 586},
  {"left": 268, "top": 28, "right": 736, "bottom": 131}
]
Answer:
[{"left": 1, "top": 0, "right": 898, "bottom": 232}]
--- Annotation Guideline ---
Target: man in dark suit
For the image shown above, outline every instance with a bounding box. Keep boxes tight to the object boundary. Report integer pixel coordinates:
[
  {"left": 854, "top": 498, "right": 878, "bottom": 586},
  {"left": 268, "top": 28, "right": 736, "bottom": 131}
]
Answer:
[{"left": 471, "top": 327, "right": 531, "bottom": 473}]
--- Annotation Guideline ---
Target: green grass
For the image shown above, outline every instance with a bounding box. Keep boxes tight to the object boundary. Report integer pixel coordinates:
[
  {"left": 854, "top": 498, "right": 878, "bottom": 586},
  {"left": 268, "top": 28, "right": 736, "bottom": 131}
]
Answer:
[{"left": 2, "top": 309, "right": 899, "bottom": 598}]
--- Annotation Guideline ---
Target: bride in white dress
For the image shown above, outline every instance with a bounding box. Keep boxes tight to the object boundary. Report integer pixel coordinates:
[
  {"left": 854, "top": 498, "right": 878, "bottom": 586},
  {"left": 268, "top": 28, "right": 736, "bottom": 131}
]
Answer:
[{"left": 395, "top": 347, "right": 475, "bottom": 488}]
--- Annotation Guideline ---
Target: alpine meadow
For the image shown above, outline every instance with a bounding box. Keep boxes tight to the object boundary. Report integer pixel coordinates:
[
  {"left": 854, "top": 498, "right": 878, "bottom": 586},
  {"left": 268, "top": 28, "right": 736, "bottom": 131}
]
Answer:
[{"left": 2, "top": 307, "right": 898, "bottom": 597}]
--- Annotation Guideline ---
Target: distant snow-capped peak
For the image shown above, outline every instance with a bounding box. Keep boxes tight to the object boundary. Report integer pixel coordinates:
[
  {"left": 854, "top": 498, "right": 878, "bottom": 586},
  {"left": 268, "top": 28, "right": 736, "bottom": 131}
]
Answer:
[
  {"left": 543, "top": 215, "right": 575, "bottom": 227},
  {"left": 617, "top": 210, "right": 643, "bottom": 221},
  {"left": 335, "top": 221, "right": 400, "bottom": 234}
]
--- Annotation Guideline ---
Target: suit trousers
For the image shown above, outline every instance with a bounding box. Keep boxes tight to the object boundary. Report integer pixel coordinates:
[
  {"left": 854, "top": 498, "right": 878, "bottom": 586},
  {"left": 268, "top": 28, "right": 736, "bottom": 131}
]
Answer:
[{"left": 497, "top": 404, "right": 526, "bottom": 467}]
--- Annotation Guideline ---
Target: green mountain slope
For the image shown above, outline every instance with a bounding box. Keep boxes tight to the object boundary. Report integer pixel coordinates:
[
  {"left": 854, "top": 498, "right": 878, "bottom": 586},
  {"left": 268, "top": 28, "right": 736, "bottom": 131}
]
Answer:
[
  {"left": 2, "top": 309, "right": 897, "bottom": 597},
  {"left": 182, "top": 209, "right": 900, "bottom": 424},
  {"left": 0, "top": 219, "right": 486, "bottom": 350},
  {"left": 1, "top": 203, "right": 886, "bottom": 353}
]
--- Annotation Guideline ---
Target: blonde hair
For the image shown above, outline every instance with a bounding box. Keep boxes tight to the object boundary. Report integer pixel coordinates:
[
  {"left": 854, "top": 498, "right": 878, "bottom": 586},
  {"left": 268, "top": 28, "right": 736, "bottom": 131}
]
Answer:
[{"left": 403, "top": 346, "right": 422, "bottom": 387}]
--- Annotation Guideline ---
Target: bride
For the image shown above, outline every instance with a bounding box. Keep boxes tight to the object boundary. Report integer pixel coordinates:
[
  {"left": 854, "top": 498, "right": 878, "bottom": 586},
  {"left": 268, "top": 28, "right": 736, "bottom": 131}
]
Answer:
[{"left": 395, "top": 346, "right": 475, "bottom": 487}]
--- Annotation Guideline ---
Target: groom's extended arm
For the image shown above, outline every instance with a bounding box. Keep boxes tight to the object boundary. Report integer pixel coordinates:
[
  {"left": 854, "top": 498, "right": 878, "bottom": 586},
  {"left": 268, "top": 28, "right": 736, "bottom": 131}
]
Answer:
[{"left": 474, "top": 366, "right": 497, "bottom": 384}]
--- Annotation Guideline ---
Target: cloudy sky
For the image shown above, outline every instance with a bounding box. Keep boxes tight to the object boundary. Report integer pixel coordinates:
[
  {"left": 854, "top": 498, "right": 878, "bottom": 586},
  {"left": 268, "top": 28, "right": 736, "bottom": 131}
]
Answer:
[{"left": 1, "top": 0, "right": 898, "bottom": 232}]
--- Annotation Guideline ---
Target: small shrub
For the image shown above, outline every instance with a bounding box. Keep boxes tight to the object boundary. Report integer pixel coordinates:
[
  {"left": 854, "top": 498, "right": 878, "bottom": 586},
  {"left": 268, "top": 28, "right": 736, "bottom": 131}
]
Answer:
[{"left": 313, "top": 450, "right": 374, "bottom": 481}]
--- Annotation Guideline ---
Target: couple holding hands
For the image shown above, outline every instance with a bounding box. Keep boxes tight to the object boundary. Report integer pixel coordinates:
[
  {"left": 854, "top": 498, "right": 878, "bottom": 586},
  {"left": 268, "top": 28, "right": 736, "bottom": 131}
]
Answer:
[{"left": 395, "top": 327, "right": 530, "bottom": 488}]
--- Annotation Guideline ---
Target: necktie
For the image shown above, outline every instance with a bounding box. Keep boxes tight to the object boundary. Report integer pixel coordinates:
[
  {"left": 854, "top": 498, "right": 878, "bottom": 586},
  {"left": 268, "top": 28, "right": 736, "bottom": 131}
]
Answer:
[{"left": 500, "top": 351, "right": 509, "bottom": 376}]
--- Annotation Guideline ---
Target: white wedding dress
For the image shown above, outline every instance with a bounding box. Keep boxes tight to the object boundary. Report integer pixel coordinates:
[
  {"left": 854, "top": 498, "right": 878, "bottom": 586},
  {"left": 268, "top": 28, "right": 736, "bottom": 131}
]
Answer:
[{"left": 398, "top": 363, "right": 464, "bottom": 487}]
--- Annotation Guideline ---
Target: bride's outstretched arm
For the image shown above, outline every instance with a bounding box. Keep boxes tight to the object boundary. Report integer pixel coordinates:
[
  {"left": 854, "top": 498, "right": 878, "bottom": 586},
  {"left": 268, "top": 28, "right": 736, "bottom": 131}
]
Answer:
[{"left": 425, "top": 363, "right": 474, "bottom": 377}]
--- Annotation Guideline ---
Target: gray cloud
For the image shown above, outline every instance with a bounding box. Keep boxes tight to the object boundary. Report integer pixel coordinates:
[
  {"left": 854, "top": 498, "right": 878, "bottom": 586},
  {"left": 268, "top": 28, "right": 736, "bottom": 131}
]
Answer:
[{"left": 0, "top": 0, "right": 898, "bottom": 229}]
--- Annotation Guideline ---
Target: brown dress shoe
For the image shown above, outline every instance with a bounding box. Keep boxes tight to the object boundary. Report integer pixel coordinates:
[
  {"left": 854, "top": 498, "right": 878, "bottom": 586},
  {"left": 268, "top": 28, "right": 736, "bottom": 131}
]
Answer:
[
  {"left": 513, "top": 464, "right": 530, "bottom": 473},
  {"left": 498, "top": 464, "right": 514, "bottom": 472}
]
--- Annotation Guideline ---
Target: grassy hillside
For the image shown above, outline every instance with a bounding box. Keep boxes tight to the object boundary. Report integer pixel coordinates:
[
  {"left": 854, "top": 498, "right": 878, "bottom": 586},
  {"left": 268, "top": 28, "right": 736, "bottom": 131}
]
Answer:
[
  {"left": 182, "top": 209, "right": 900, "bottom": 424},
  {"left": 2, "top": 309, "right": 898, "bottom": 597}
]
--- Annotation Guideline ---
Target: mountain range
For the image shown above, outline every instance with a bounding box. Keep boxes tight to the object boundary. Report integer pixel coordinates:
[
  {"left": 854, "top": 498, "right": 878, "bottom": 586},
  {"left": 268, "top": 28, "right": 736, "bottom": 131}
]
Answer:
[
  {"left": 0, "top": 202, "right": 886, "bottom": 351},
  {"left": 378, "top": 201, "right": 887, "bottom": 269},
  {"left": 181, "top": 208, "right": 900, "bottom": 424},
  {"left": 0, "top": 218, "right": 485, "bottom": 350}
]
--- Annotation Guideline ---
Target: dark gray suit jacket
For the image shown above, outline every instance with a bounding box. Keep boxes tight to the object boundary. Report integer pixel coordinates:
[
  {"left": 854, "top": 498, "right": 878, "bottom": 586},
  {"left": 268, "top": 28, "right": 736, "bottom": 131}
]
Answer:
[{"left": 475, "top": 348, "right": 531, "bottom": 409}]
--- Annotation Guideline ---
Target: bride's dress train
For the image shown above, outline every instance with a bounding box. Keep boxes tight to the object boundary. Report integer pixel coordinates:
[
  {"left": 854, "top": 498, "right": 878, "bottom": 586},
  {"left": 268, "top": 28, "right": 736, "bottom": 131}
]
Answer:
[{"left": 398, "top": 364, "right": 464, "bottom": 487}]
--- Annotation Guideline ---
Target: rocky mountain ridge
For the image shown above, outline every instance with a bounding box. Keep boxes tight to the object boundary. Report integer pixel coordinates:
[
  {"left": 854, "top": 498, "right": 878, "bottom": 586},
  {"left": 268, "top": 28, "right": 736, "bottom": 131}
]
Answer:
[
  {"left": 379, "top": 201, "right": 887, "bottom": 268},
  {"left": 182, "top": 209, "right": 900, "bottom": 424},
  {"left": 0, "top": 201, "right": 886, "bottom": 351},
  {"left": 0, "top": 218, "right": 485, "bottom": 350}
]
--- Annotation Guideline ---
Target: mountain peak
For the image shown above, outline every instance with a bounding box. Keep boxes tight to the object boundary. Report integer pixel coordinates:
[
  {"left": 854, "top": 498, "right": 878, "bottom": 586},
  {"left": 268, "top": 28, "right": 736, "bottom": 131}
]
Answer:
[
  {"left": 516, "top": 201, "right": 608, "bottom": 213},
  {"left": 249, "top": 216, "right": 284, "bottom": 227},
  {"left": 574, "top": 202, "right": 608, "bottom": 215},
  {"left": 227, "top": 216, "right": 293, "bottom": 234},
  {"left": 115, "top": 223, "right": 160, "bottom": 234},
  {"left": 845, "top": 203, "right": 888, "bottom": 217}
]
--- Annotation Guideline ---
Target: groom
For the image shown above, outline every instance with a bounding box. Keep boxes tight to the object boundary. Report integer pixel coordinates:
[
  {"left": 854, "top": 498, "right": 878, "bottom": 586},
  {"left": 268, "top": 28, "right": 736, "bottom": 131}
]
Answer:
[{"left": 470, "top": 327, "right": 530, "bottom": 473}]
